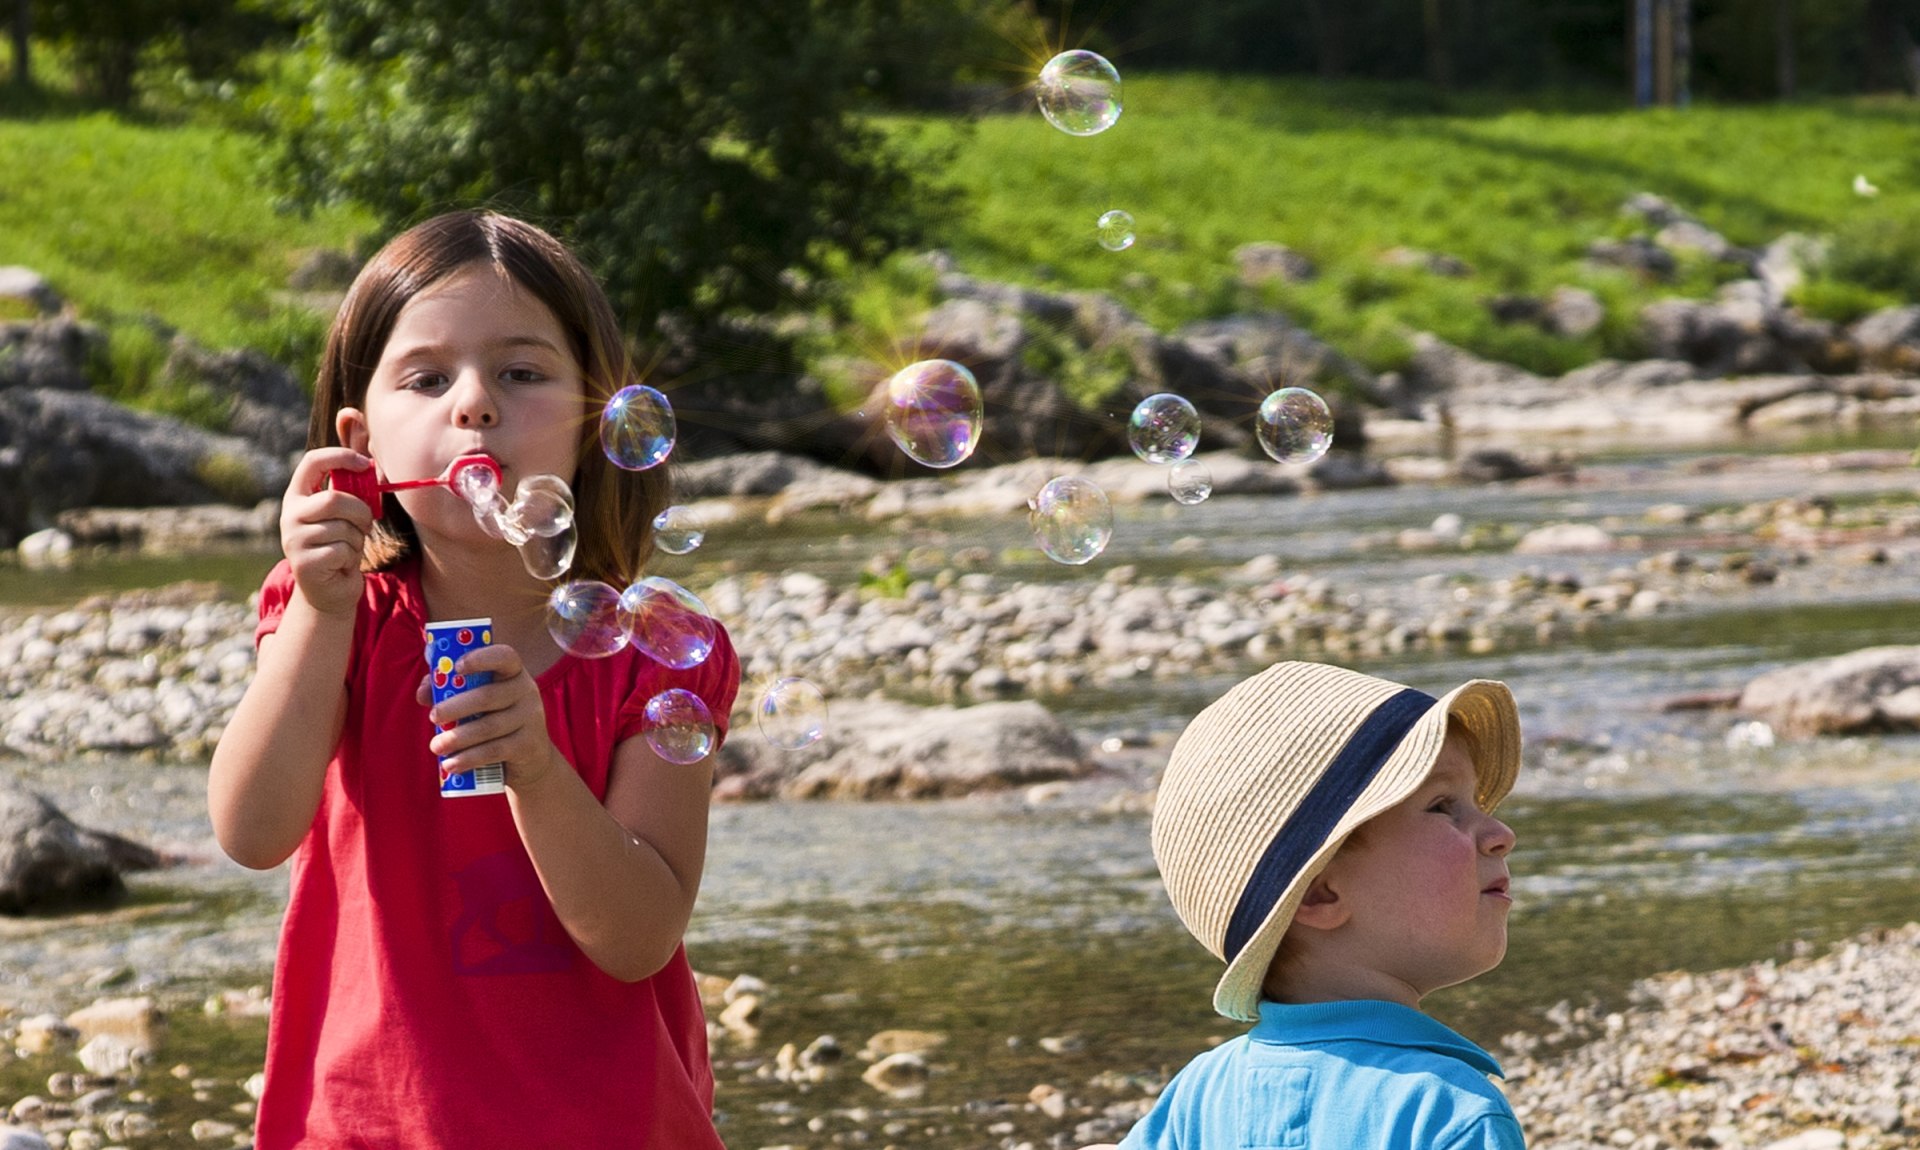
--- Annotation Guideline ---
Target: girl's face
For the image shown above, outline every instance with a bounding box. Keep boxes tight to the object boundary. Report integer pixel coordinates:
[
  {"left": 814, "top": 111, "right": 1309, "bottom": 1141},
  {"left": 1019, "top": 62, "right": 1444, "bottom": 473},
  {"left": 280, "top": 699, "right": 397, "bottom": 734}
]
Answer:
[{"left": 340, "top": 262, "right": 587, "bottom": 547}]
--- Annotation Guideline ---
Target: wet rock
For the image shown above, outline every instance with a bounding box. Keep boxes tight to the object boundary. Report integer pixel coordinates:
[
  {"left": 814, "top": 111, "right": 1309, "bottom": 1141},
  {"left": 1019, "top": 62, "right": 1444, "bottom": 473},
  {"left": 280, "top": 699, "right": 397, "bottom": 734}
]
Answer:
[
  {"left": 66, "top": 996, "right": 164, "bottom": 1053},
  {"left": 0, "top": 787, "right": 163, "bottom": 914},
  {"left": 1514, "top": 524, "right": 1614, "bottom": 555},
  {"left": 861, "top": 1030, "right": 948, "bottom": 1059},
  {"left": 860, "top": 1051, "right": 930, "bottom": 1093},
  {"left": 1736, "top": 645, "right": 1920, "bottom": 737},
  {"left": 0, "top": 1124, "right": 51, "bottom": 1150},
  {"left": 715, "top": 698, "right": 1091, "bottom": 800}
]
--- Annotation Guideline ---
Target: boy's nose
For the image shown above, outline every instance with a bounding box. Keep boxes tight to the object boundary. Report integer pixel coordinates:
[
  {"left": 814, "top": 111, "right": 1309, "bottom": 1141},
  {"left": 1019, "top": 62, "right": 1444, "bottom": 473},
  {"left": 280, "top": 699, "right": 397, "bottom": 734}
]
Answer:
[{"left": 1483, "top": 815, "right": 1516, "bottom": 856}]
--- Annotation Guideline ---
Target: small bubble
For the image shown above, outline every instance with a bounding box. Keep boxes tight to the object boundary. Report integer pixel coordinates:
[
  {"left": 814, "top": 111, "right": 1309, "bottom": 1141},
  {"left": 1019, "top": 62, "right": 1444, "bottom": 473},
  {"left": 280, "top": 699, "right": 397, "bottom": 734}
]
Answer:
[
  {"left": 1255, "top": 386, "right": 1334, "bottom": 465},
  {"left": 884, "top": 359, "right": 984, "bottom": 469},
  {"left": 652, "top": 505, "right": 705, "bottom": 555},
  {"left": 642, "top": 688, "right": 715, "bottom": 765},
  {"left": 1096, "top": 209, "right": 1136, "bottom": 252},
  {"left": 1029, "top": 476, "right": 1113, "bottom": 565},
  {"left": 1036, "top": 50, "right": 1122, "bottom": 136},
  {"left": 1168, "top": 460, "right": 1213, "bottom": 504},
  {"left": 1128, "top": 393, "right": 1199, "bottom": 463},
  {"left": 601, "top": 385, "right": 676, "bottom": 471},
  {"left": 757, "top": 677, "right": 828, "bottom": 750},
  {"left": 546, "top": 580, "right": 628, "bottom": 659}
]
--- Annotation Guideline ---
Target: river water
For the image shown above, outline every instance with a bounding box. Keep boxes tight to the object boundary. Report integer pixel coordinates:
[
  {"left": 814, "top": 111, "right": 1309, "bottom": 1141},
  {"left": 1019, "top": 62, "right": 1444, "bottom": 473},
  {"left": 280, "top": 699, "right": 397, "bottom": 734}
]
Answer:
[{"left": 2, "top": 447, "right": 1918, "bottom": 1148}]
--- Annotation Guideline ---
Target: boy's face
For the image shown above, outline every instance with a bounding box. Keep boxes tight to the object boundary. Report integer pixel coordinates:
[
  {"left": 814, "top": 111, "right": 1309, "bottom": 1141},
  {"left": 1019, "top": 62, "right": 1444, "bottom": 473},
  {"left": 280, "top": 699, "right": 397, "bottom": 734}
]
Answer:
[{"left": 1308, "top": 732, "right": 1516, "bottom": 1002}]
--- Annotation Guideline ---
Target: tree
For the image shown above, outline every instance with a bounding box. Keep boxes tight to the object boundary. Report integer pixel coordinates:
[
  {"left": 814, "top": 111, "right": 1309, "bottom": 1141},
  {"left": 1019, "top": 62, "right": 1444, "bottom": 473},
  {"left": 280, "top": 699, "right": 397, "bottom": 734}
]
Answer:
[
  {"left": 267, "top": 0, "right": 954, "bottom": 340},
  {"left": 31, "top": 0, "right": 283, "bottom": 107},
  {"left": 10, "top": 0, "right": 27, "bottom": 89}
]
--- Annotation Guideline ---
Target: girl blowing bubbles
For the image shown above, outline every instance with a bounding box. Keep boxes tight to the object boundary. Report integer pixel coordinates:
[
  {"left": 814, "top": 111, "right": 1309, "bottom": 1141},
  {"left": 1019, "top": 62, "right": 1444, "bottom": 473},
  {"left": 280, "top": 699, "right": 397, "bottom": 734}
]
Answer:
[{"left": 209, "top": 211, "right": 739, "bottom": 1149}]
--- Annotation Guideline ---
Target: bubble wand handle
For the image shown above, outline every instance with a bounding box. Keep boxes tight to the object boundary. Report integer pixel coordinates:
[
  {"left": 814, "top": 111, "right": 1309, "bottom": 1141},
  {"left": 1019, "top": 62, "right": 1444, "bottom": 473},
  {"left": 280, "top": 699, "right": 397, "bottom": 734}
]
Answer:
[{"left": 325, "top": 454, "right": 503, "bottom": 520}]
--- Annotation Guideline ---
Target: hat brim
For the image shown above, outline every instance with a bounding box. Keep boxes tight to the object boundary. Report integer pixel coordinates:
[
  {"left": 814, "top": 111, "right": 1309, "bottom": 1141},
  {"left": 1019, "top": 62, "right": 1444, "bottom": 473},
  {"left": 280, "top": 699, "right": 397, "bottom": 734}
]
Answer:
[{"left": 1210, "top": 678, "right": 1521, "bottom": 1022}]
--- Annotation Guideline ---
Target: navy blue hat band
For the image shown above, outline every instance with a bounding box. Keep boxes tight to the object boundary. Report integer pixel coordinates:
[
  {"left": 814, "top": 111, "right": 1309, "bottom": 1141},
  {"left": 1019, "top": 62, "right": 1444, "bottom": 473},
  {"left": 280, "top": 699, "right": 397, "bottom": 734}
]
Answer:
[{"left": 1220, "top": 686, "right": 1437, "bottom": 964}]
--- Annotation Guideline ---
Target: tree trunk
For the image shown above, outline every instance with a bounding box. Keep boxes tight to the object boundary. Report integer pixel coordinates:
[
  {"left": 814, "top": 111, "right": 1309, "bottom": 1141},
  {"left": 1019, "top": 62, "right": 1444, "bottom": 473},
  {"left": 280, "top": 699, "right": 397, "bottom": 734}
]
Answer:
[
  {"left": 1307, "top": 0, "right": 1346, "bottom": 79},
  {"left": 1422, "top": 0, "right": 1452, "bottom": 91},
  {"left": 1631, "top": 0, "right": 1654, "bottom": 107},
  {"left": 1775, "top": 0, "right": 1796, "bottom": 98},
  {"left": 1865, "top": 0, "right": 1902, "bottom": 92},
  {"left": 9, "top": 0, "right": 26, "bottom": 89}
]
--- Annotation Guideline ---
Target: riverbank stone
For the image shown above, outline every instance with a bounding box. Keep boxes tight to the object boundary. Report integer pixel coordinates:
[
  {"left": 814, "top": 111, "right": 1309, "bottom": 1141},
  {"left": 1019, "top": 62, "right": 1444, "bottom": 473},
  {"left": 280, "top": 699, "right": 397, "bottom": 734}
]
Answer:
[
  {"left": 1736, "top": 645, "right": 1920, "bottom": 737},
  {"left": 0, "top": 787, "right": 164, "bottom": 915}
]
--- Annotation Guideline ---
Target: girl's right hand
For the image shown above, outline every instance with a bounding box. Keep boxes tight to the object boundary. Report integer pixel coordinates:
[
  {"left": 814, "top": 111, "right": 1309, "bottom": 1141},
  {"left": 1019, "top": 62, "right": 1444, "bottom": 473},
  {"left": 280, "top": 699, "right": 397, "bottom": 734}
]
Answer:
[{"left": 281, "top": 448, "right": 376, "bottom": 617}]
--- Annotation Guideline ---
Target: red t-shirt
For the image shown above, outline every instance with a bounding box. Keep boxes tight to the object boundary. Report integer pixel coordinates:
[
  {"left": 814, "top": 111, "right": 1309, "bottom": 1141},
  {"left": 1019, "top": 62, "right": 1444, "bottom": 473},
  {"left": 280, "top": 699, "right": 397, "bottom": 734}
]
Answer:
[{"left": 249, "top": 558, "right": 738, "bottom": 1149}]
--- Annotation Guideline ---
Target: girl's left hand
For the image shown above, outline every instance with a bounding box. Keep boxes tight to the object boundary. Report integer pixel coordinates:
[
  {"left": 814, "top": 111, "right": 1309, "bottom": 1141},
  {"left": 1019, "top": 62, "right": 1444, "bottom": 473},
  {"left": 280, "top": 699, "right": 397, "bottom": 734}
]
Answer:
[{"left": 417, "top": 645, "right": 560, "bottom": 790}]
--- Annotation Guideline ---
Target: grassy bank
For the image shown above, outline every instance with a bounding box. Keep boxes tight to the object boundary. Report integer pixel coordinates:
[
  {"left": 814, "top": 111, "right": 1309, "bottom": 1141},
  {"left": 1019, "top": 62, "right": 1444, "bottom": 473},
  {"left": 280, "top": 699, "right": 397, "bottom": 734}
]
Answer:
[
  {"left": 2, "top": 70, "right": 1918, "bottom": 401},
  {"left": 875, "top": 74, "right": 1920, "bottom": 374}
]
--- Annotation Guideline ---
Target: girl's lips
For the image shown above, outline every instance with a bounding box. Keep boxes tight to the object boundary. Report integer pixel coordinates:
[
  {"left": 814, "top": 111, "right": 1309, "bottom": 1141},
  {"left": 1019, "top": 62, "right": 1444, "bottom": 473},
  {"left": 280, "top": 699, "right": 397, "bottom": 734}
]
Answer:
[{"left": 1482, "top": 877, "right": 1511, "bottom": 898}]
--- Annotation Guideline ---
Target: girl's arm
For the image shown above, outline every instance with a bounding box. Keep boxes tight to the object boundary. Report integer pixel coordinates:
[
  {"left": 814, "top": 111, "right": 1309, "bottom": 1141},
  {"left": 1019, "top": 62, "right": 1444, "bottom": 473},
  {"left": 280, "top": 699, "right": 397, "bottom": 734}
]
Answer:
[
  {"left": 508, "top": 736, "right": 710, "bottom": 981},
  {"left": 208, "top": 447, "right": 371, "bottom": 870},
  {"left": 424, "top": 643, "right": 709, "bottom": 980}
]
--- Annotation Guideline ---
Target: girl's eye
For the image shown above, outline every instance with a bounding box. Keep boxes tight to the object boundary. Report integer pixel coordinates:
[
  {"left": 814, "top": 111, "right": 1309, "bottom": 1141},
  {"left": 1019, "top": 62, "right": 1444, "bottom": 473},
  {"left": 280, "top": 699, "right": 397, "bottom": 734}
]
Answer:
[
  {"left": 405, "top": 373, "right": 449, "bottom": 392},
  {"left": 504, "top": 369, "right": 546, "bottom": 384}
]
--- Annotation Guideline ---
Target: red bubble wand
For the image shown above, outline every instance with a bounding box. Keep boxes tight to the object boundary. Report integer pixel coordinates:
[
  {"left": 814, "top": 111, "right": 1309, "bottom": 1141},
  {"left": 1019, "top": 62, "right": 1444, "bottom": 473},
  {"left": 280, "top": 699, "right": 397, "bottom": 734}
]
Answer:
[{"left": 327, "top": 453, "right": 503, "bottom": 520}]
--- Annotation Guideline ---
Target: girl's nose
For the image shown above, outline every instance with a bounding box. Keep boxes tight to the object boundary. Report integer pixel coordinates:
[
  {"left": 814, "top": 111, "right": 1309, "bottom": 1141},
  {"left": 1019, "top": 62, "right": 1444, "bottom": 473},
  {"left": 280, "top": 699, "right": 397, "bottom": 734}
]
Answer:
[{"left": 452, "top": 373, "right": 498, "bottom": 428}]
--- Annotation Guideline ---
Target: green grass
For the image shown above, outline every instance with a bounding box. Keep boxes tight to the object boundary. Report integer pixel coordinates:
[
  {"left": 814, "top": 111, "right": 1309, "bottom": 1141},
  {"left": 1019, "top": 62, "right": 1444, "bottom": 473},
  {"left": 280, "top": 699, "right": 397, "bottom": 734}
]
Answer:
[
  {"left": 0, "top": 99, "right": 369, "bottom": 405},
  {"left": 2, "top": 68, "right": 1919, "bottom": 410},
  {"left": 860, "top": 74, "right": 1920, "bottom": 375}
]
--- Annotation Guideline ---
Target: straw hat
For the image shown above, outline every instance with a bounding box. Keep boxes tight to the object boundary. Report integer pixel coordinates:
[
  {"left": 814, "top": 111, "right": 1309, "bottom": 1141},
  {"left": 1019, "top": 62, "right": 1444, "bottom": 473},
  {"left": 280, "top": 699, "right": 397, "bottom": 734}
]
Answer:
[{"left": 1150, "top": 661, "right": 1521, "bottom": 1022}]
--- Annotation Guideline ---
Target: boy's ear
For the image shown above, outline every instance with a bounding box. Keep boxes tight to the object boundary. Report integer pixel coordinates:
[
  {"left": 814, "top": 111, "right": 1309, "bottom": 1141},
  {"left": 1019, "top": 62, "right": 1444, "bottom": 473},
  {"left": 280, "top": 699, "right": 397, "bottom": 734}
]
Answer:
[
  {"left": 1290, "top": 873, "right": 1350, "bottom": 932},
  {"left": 336, "top": 407, "right": 370, "bottom": 454}
]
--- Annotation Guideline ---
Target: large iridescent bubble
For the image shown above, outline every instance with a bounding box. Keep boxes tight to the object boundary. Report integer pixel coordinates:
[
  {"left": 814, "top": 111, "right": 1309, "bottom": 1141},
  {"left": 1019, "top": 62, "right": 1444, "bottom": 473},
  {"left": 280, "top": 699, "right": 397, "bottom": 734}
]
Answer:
[
  {"left": 756, "top": 677, "right": 827, "bottom": 750},
  {"left": 601, "top": 385, "right": 676, "bottom": 471},
  {"left": 1037, "top": 50, "right": 1122, "bottom": 136},
  {"left": 617, "top": 576, "right": 717, "bottom": 670},
  {"left": 1128, "top": 393, "right": 1201, "bottom": 464},
  {"left": 883, "top": 359, "right": 983, "bottom": 469},
  {"left": 546, "top": 580, "right": 628, "bottom": 659},
  {"left": 1029, "top": 476, "right": 1113, "bottom": 565},
  {"left": 642, "top": 688, "right": 716, "bottom": 765},
  {"left": 1255, "top": 387, "right": 1334, "bottom": 465}
]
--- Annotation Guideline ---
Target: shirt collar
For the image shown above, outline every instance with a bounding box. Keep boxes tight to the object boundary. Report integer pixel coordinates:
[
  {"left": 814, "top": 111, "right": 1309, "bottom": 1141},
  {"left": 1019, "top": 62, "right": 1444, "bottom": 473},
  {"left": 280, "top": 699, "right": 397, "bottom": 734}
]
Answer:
[{"left": 1251, "top": 999, "right": 1505, "bottom": 1078}]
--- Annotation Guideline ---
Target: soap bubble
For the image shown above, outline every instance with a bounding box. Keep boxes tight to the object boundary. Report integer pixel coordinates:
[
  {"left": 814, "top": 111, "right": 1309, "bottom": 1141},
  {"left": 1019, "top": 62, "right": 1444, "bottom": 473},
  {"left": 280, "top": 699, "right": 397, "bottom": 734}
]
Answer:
[
  {"left": 470, "top": 488, "right": 511, "bottom": 539},
  {"left": 1128, "top": 393, "right": 1200, "bottom": 464},
  {"left": 451, "top": 460, "right": 500, "bottom": 505},
  {"left": 1096, "top": 209, "right": 1136, "bottom": 252},
  {"left": 652, "top": 505, "right": 705, "bottom": 555},
  {"left": 1036, "top": 50, "right": 1122, "bottom": 136},
  {"left": 509, "top": 475, "right": 575, "bottom": 538},
  {"left": 756, "top": 677, "right": 828, "bottom": 750},
  {"left": 546, "top": 580, "right": 628, "bottom": 659},
  {"left": 883, "top": 359, "right": 983, "bottom": 469},
  {"left": 1168, "top": 460, "right": 1213, "bottom": 505},
  {"left": 601, "top": 384, "right": 676, "bottom": 471},
  {"left": 1255, "top": 386, "right": 1334, "bottom": 465},
  {"left": 1029, "top": 476, "right": 1113, "bottom": 565},
  {"left": 618, "top": 576, "right": 717, "bottom": 670},
  {"left": 518, "top": 522, "right": 577, "bottom": 580},
  {"left": 641, "top": 688, "right": 716, "bottom": 765}
]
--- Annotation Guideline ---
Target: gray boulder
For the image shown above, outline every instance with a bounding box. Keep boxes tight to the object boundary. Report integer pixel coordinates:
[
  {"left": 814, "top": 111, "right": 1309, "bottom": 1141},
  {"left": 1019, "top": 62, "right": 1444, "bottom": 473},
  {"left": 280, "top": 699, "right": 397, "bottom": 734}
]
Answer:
[
  {"left": 0, "top": 317, "right": 103, "bottom": 393},
  {"left": 1233, "top": 242, "right": 1317, "bottom": 285},
  {"left": 0, "top": 786, "right": 163, "bottom": 915},
  {"left": 1586, "top": 236, "right": 1676, "bottom": 280},
  {"left": 0, "top": 266, "right": 62, "bottom": 315},
  {"left": 1640, "top": 284, "right": 1846, "bottom": 377},
  {"left": 1852, "top": 306, "right": 1920, "bottom": 373},
  {"left": 0, "top": 388, "right": 292, "bottom": 548},
  {"left": 161, "top": 338, "right": 310, "bottom": 456},
  {"left": 1738, "top": 646, "right": 1920, "bottom": 737},
  {"left": 713, "top": 698, "right": 1092, "bottom": 800},
  {"left": 1546, "top": 287, "right": 1606, "bottom": 338}
]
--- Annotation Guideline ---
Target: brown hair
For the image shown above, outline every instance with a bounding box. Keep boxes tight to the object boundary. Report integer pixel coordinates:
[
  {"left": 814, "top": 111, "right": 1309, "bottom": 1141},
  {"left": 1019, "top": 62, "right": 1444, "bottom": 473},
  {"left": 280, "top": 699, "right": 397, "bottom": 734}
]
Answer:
[{"left": 310, "top": 210, "right": 669, "bottom": 587}]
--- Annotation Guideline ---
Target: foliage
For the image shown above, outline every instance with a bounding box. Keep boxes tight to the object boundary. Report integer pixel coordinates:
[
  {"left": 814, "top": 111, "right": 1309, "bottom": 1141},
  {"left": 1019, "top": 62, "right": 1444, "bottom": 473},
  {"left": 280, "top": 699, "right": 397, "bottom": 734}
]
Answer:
[
  {"left": 1823, "top": 210, "right": 1920, "bottom": 301},
  {"left": 29, "top": 0, "right": 288, "bottom": 108},
  {"left": 261, "top": 0, "right": 968, "bottom": 339},
  {"left": 1035, "top": 0, "right": 1920, "bottom": 99}
]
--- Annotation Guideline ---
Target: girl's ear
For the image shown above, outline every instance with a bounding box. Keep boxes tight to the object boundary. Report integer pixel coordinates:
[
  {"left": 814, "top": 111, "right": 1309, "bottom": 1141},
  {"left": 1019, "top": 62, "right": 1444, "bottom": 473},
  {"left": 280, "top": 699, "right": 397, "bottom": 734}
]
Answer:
[
  {"left": 1291, "top": 872, "right": 1350, "bottom": 932},
  {"left": 336, "top": 407, "right": 370, "bottom": 454}
]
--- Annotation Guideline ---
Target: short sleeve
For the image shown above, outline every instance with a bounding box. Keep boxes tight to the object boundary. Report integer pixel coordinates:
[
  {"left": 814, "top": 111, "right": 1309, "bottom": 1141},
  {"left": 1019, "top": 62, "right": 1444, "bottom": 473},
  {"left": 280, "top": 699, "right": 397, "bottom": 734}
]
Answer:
[
  {"left": 614, "top": 621, "right": 742, "bottom": 748},
  {"left": 1441, "top": 1115, "right": 1529, "bottom": 1149},
  {"left": 253, "top": 559, "right": 297, "bottom": 647}
]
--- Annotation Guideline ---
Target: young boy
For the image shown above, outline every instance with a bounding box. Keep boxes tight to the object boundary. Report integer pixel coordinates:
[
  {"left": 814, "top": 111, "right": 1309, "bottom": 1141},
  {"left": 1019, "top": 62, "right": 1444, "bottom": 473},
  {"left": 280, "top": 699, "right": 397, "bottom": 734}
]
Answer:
[{"left": 1096, "top": 660, "right": 1527, "bottom": 1149}]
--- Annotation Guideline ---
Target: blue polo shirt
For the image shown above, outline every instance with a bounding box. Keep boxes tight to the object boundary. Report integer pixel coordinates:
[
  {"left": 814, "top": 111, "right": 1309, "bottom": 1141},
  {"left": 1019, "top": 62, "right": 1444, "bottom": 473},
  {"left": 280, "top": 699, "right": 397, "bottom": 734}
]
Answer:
[{"left": 1119, "top": 999, "right": 1527, "bottom": 1149}]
